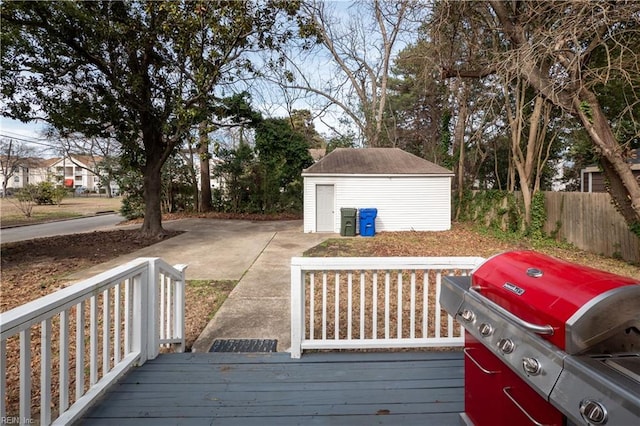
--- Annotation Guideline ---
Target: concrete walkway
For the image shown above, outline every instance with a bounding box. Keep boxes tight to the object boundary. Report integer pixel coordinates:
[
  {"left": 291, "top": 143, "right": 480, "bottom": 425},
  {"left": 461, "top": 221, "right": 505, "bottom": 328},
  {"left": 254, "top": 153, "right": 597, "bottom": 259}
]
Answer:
[
  {"left": 191, "top": 227, "right": 328, "bottom": 353},
  {"left": 64, "top": 218, "right": 331, "bottom": 353}
]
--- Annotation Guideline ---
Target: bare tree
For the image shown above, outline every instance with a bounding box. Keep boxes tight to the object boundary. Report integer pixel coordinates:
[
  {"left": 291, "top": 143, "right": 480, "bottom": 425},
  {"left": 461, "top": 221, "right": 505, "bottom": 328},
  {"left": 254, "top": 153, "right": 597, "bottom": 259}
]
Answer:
[
  {"left": 0, "top": 138, "right": 36, "bottom": 197},
  {"left": 436, "top": 1, "right": 640, "bottom": 230},
  {"left": 502, "top": 76, "right": 558, "bottom": 227},
  {"left": 271, "top": 0, "right": 420, "bottom": 146}
]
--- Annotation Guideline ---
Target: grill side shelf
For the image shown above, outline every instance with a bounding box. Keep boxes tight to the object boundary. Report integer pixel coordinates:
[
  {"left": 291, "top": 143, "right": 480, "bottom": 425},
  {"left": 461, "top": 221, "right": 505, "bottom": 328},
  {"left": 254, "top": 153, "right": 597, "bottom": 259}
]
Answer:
[{"left": 440, "top": 275, "right": 470, "bottom": 320}]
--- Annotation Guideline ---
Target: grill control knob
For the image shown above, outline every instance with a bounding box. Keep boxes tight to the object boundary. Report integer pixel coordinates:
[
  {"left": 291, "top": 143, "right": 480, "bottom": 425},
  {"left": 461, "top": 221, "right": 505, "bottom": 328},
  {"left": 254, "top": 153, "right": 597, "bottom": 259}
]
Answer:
[
  {"left": 479, "top": 323, "right": 493, "bottom": 337},
  {"left": 460, "top": 309, "right": 475, "bottom": 323},
  {"left": 522, "top": 357, "right": 542, "bottom": 375},
  {"left": 497, "top": 338, "right": 515, "bottom": 354},
  {"left": 580, "top": 400, "right": 608, "bottom": 425}
]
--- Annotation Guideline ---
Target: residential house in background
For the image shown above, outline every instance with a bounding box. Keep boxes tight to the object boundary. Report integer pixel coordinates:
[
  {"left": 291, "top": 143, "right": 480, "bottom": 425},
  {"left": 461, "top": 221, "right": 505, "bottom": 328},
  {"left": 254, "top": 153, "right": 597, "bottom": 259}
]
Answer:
[
  {"left": 580, "top": 149, "right": 640, "bottom": 192},
  {"left": 49, "top": 155, "right": 101, "bottom": 191},
  {"left": 0, "top": 154, "right": 119, "bottom": 195},
  {"left": 0, "top": 157, "right": 56, "bottom": 194}
]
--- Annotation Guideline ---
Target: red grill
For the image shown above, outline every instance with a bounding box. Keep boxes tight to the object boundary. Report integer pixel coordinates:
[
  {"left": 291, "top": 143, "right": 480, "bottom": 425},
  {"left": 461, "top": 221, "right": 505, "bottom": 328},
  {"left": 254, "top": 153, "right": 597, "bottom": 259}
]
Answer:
[
  {"left": 441, "top": 250, "right": 640, "bottom": 425},
  {"left": 471, "top": 251, "right": 638, "bottom": 351}
]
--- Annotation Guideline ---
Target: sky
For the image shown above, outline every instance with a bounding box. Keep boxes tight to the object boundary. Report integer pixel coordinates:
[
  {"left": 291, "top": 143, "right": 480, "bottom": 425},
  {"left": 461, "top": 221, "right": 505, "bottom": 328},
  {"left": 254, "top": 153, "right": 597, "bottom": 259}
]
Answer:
[
  {"left": 0, "top": 117, "right": 57, "bottom": 155},
  {"left": 0, "top": 1, "right": 393, "bottom": 157}
]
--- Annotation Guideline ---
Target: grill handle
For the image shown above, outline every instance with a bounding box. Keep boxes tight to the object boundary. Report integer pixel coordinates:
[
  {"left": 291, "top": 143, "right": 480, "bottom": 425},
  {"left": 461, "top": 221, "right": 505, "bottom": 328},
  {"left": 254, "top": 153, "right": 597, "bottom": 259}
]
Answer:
[
  {"left": 470, "top": 287, "right": 555, "bottom": 336},
  {"left": 463, "top": 348, "right": 501, "bottom": 375},
  {"left": 503, "top": 387, "right": 546, "bottom": 426}
]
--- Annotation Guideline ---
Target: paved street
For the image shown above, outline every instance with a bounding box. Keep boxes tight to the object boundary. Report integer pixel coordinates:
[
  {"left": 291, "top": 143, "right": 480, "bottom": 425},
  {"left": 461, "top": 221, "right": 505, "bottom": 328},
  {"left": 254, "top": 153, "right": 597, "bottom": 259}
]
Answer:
[{"left": 0, "top": 213, "right": 126, "bottom": 243}]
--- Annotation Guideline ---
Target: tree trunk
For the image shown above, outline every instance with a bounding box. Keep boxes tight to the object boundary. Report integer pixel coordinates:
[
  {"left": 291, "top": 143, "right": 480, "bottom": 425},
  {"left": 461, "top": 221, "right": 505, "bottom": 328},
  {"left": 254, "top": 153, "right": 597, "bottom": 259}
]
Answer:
[
  {"left": 601, "top": 156, "right": 639, "bottom": 225},
  {"left": 516, "top": 95, "right": 544, "bottom": 228},
  {"left": 139, "top": 120, "right": 167, "bottom": 238},
  {"left": 198, "top": 123, "right": 212, "bottom": 212},
  {"left": 453, "top": 84, "right": 468, "bottom": 221},
  {"left": 507, "top": 156, "right": 515, "bottom": 192},
  {"left": 140, "top": 163, "right": 166, "bottom": 237},
  {"left": 574, "top": 91, "right": 640, "bottom": 226}
]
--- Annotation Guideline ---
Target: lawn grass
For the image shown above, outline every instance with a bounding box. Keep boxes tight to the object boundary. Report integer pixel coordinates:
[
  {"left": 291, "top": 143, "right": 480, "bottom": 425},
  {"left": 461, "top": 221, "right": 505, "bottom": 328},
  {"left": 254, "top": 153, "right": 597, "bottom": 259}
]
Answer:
[{"left": 0, "top": 195, "right": 122, "bottom": 226}]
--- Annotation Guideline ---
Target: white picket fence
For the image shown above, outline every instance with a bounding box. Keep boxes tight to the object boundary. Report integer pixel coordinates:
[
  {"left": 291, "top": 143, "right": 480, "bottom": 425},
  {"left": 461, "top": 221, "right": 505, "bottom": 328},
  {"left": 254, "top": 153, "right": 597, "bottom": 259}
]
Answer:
[
  {"left": 290, "top": 257, "right": 484, "bottom": 358},
  {"left": 0, "top": 257, "right": 187, "bottom": 425}
]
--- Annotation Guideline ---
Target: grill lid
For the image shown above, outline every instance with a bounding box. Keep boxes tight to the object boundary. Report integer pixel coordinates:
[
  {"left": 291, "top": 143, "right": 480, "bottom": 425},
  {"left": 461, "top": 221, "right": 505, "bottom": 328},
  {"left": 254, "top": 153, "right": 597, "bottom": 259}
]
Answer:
[{"left": 471, "top": 251, "right": 640, "bottom": 352}]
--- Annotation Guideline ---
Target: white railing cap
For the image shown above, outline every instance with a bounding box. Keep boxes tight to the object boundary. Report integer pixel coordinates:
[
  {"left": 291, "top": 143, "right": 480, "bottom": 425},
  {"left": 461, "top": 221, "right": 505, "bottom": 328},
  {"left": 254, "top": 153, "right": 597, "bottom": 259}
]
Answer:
[
  {"left": 136, "top": 257, "right": 188, "bottom": 278},
  {"left": 291, "top": 256, "right": 485, "bottom": 271}
]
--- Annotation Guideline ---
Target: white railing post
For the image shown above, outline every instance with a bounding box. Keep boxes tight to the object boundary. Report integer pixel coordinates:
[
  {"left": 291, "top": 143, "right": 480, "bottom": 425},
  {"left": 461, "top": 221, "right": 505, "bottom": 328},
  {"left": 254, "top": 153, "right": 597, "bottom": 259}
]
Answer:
[
  {"left": 133, "top": 268, "right": 148, "bottom": 364},
  {"left": 75, "top": 301, "right": 85, "bottom": 401},
  {"left": 59, "top": 309, "right": 70, "bottom": 413},
  {"left": 145, "top": 258, "right": 159, "bottom": 361},
  {"left": 174, "top": 264, "right": 188, "bottom": 353},
  {"left": 290, "top": 259, "right": 303, "bottom": 359},
  {"left": 19, "top": 329, "right": 31, "bottom": 420},
  {"left": 41, "top": 318, "right": 52, "bottom": 425}
]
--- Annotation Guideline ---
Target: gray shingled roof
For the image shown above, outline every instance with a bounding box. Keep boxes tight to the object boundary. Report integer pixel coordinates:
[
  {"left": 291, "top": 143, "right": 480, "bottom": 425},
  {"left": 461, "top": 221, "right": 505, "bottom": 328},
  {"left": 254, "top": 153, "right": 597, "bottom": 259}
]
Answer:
[{"left": 302, "top": 148, "right": 453, "bottom": 175}]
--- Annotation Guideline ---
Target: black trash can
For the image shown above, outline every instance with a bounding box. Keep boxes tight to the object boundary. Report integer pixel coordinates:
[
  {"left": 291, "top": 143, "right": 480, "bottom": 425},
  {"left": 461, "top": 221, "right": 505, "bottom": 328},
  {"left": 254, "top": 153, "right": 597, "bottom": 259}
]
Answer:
[{"left": 340, "top": 207, "right": 358, "bottom": 236}]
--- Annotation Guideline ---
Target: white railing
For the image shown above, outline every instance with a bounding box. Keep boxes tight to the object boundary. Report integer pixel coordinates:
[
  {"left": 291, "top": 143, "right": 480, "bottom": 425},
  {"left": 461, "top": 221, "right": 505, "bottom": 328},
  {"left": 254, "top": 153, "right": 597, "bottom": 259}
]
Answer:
[
  {"left": 0, "top": 257, "right": 187, "bottom": 425},
  {"left": 290, "top": 257, "right": 484, "bottom": 358}
]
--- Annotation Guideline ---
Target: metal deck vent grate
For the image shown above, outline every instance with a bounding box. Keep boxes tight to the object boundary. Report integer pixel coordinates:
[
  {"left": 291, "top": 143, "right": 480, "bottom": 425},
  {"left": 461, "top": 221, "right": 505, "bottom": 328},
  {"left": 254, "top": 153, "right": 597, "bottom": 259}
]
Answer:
[{"left": 209, "top": 339, "right": 278, "bottom": 353}]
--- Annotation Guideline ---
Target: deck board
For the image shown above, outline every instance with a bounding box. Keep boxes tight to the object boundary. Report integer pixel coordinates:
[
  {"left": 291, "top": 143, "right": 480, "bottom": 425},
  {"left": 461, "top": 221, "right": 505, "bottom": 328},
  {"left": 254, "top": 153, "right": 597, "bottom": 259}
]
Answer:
[{"left": 79, "top": 351, "right": 464, "bottom": 425}]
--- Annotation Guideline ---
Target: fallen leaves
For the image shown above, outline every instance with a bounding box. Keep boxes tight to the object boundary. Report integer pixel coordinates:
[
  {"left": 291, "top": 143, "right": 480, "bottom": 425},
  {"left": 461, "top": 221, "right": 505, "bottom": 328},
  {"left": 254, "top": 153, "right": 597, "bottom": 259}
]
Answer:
[
  {"left": 1, "top": 230, "right": 181, "bottom": 312},
  {"left": 304, "top": 222, "right": 638, "bottom": 279}
]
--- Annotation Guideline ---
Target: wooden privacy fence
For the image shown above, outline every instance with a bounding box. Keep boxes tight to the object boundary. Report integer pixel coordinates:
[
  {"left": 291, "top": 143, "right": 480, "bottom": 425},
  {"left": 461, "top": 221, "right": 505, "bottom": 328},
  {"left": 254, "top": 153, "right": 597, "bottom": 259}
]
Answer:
[
  {"left": 290, "top": 256, "right": 485, "bottom": 359},
  {"left": 543, "top": 192, "right": 639, "bottom": 263},
  {"left": 0, "top": 257, "right": 187, "bottom": 425}
]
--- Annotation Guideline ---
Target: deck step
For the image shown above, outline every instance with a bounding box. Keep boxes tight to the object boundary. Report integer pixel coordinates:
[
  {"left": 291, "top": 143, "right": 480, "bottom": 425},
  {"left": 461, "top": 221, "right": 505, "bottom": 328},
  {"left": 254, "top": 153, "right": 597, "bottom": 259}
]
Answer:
[{"left": 209, "top": 338, "right": 277, "bottom": 353}]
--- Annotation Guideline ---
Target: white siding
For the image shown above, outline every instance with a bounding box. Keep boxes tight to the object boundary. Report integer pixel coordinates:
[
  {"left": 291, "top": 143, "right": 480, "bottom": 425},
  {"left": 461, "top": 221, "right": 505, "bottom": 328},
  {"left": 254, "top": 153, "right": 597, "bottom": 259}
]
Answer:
[{"left": 303, "top": 175, "right": 451, "bottom": 233}]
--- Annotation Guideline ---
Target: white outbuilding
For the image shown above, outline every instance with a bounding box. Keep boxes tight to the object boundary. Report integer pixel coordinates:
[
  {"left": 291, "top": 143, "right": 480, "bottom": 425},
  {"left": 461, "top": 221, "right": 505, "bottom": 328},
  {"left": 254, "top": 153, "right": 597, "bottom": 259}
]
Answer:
[{"left": 302, "top": 148, "right": 454, "bottom": 233}]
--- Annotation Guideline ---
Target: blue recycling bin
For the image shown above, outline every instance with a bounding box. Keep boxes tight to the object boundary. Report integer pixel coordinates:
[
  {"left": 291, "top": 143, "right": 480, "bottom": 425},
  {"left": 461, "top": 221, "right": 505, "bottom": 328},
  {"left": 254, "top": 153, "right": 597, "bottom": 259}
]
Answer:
[{"left": 359, "top": 208, "right": 378, "bottom": 237}]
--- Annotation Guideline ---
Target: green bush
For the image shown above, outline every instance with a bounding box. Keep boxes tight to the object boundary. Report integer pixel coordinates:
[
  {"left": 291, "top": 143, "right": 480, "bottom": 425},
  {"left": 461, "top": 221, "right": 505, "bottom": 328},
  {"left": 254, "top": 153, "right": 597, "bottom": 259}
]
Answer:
[
  {"left": 527, "top": 191, "right": 547, "bottom": 240},
  {"left": 14, "top": 181, "right": 69, "bottom": 205},
  {"left": 33, "top": 181, "right": 57, "bottom": 205},
  {"left": 120, "top": 194, "right": 145, "bottom": 220}
]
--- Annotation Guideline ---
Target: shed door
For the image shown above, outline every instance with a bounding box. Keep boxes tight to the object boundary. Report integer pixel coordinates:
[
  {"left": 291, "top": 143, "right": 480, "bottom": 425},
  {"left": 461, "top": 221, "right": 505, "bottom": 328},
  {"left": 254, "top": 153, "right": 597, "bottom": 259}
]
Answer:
[{"left": 316, "top": 184, "right": 334, "bottom": 232}]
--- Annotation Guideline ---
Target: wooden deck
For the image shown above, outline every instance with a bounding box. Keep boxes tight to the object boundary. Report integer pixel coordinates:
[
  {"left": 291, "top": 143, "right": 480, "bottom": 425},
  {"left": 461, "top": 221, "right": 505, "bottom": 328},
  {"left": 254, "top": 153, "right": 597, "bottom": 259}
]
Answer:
[{"left": 79, "top": 351, "right": 464, "bottom": 425}]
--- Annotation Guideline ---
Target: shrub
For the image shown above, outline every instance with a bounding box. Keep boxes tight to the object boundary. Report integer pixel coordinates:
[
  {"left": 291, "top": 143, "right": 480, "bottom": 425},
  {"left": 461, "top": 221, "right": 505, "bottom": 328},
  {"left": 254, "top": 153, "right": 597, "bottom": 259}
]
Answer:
[
  {"left": 13, "top": 184, "right": 40, "bottom": 217},
  {"left": 120, "top": 194, "right": 145, "bottom": 220},
  {"left": 33, "top": 181, "right": 57, "bottom": 205}
]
